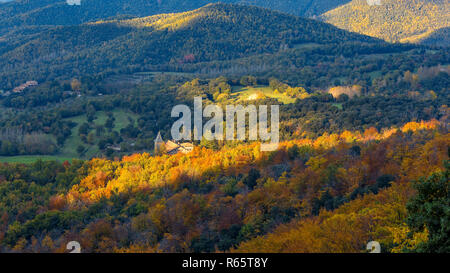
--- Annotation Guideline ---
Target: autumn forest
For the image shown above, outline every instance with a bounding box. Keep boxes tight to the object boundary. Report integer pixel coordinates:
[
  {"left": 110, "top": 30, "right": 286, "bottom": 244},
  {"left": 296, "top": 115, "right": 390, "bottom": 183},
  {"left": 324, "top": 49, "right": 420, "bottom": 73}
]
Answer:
[{"left": 0, "top": 1, "right": 448, "bottom": 254}]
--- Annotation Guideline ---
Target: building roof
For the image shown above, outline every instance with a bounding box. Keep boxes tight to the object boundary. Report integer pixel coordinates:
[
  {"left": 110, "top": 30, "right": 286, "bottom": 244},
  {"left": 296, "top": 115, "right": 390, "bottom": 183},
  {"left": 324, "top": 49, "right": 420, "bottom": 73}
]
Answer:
[
  {"left": 165, "top": 140, "right": 194, "bottom": 155},
  {"left": 165, "top": 140, "right": 179, "bottom": 152}
]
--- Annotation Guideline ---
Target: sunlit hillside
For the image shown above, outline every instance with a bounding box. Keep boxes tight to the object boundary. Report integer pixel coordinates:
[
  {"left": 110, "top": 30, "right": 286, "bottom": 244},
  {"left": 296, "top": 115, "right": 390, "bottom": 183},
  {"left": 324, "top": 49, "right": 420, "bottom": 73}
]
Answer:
[
  {"left": 0, "top": 120, "right": 448, "bottom": 253},
  {"left": 0, "top": 3, "right": 380, "bottom": 88},
  {"left": 321, "top": 0, "right": 450, "bottom": 45},
  {"left": 0, "top": 0, "right": 349, "bottom": 32}
]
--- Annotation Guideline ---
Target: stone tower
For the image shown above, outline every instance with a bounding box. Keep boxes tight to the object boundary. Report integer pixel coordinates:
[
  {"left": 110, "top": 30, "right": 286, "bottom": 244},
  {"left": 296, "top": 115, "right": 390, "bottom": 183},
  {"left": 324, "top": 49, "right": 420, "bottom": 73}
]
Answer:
[{"left": 154, "top": 131, "right": 164, "bottom": 154}]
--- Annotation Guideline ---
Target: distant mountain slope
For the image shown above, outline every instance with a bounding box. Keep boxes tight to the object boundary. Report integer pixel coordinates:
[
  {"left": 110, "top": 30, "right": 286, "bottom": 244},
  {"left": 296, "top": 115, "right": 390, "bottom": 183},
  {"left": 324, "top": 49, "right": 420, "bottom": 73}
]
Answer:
[
  {"left": 0, "top": 3, "right": 380, "bottom": 89},
  {"left": 419, "top": 26, "right": 450, "bottom": 46},
  {"left": 321, "top": 0, "right": 450, "bottom": 45},
  {"left": 2, "top": 1, "right": 448, "bottom": 45},
  {"left": 0, "top": 0, "right": 350, "bottom": 33},
  {"left": 233, "top": 0, "right": 351, "bottom": 17}
]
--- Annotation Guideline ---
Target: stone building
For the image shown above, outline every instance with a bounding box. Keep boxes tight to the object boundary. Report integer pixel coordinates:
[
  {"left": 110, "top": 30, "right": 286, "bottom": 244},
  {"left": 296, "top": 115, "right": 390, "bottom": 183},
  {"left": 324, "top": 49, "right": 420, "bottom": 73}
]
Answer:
[{"left": 154, "top": 132, "right": 193, "bottom": 155}]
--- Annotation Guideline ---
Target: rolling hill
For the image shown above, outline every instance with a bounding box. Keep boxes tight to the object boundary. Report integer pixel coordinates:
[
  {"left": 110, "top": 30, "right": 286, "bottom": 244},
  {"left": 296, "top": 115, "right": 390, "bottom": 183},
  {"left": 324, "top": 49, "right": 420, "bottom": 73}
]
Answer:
[
  {"left": 0, "top": 0, "right": 350, "bottom": 33},
  {"left": 0, "top": 3, "right": 381, "bottom": 89},
  {"left": 419, "top": 26, "right": 450, "bottom": 46},
  {"left": 3, "top": 0, "right": 447, "bottom": 46},
  {"left": 321, "top": 0, "right": 450, "bottom": 45}
]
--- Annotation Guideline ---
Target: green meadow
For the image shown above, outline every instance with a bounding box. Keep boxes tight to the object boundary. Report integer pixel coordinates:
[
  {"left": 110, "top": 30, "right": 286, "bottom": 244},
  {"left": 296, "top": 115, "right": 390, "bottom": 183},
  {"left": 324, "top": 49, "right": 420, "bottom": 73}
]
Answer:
[
  {"left": 0, "top": 155, "right": 74, "bottom": 163},
  {"left": 230, "top": 85, "right": 297, "bottom": 104},
  {"left": 0, "top": 109, "right": 139, "bottom": 163},
  {"left": 60, "top": 109, "right": 139, "bottom": 159}
]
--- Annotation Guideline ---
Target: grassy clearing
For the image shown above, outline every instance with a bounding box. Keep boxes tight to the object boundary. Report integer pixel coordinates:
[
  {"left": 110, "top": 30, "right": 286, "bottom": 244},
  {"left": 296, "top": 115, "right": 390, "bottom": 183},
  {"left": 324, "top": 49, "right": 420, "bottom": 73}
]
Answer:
[
  {"left": 230, "top": 85, "right": 296, "bottom": 104},
  {"left": 368, "top": 70, "right": 382, "bottom": 80},
  {"left": 134, "top": 71, "right": 194, "bottom": 77},
  {"left": 292, "top": 43, "right": 321, "bottom": 50},
  {"left": 108, "top": 71, "right": 195, "bottom": 84},
  {"left": 332, "top": 103, "right": 343, "bottom": 110},
  {"left": 0, "top": 109, "right": 139, "bottom": 164},
  {"left": 0, "top": 155, "right": 74, "bottom": 163}
]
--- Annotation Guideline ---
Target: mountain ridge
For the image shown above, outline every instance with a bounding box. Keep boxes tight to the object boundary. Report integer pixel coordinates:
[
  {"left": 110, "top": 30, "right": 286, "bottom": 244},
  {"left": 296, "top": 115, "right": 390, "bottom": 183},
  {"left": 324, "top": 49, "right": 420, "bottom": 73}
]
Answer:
[
  {"left": 321, "top": 0, "right": 450, "bottom": 46},
  {"left": 0, "top": 3, "right": 382, "bottom": 89},
  {"left": 0, "top": 0, "right": 349, "bottom": 33},
  {"left": 2, "top": 0, "right": 448, "bottom": 46}
]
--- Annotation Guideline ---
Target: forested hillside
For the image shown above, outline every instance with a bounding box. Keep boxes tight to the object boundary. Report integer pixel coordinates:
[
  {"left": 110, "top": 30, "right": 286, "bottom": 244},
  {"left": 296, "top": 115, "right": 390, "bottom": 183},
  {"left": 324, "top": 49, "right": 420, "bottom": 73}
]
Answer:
[
  {"left": 0, "top": 51, "right": 448, "bottom": 159},
  {"left": 0, "top": 3, "right": 379, "bottom": 89},
  {"left": 321, "top": 0, "right": 450, "bottom": 45},
  {"left": 2, "top": 1, "right": 448, "bottom": 89},
  {"left": 0, "top": 120, "right": 448, "bottom": 252},
  {"left": 2, "top": 0, "right": 448, "bottom": 46},
  {"left": 0, "top": 1, "right": 449, "bottom": 255},
  {"left": 0, "top": 4, "right": 447, "bottom": 162},
  {"left": 0, "top": 0, "right": 348, "bottom": 32}
]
